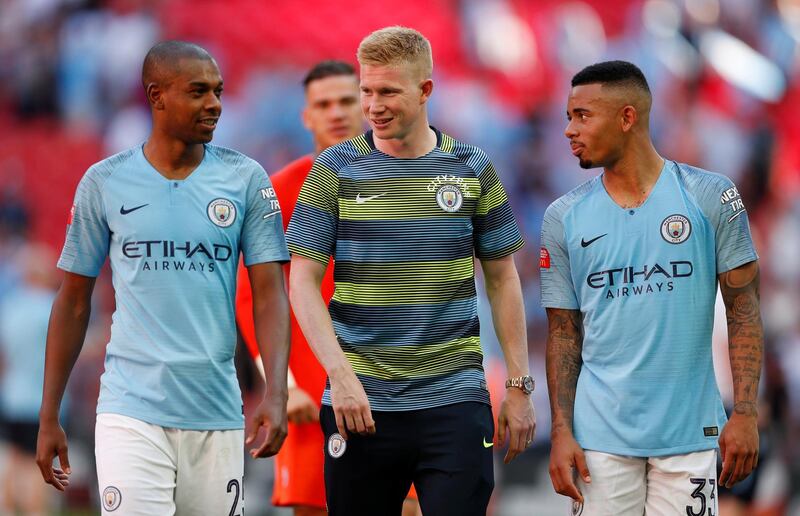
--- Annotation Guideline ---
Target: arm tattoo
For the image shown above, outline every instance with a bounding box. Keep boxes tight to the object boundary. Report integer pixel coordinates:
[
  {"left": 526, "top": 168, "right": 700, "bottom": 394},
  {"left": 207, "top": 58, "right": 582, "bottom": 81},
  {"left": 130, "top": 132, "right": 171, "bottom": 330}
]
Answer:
[
  {"left": 719, "top": 261, "right": 763, "bottom": 417},
  {"left": 545, "top": 308, "right": 583, "bottom": 435}
]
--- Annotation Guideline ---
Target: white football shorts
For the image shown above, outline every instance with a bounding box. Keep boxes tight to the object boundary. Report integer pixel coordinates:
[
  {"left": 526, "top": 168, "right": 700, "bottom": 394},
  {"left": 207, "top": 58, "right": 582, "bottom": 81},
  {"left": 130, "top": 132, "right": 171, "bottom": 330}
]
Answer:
[
  {"left": 95, "top": 413, "right": 244, "bottom": 516},
  {"left": 570, "top": 449, "right": 718, "bottom": 515}
]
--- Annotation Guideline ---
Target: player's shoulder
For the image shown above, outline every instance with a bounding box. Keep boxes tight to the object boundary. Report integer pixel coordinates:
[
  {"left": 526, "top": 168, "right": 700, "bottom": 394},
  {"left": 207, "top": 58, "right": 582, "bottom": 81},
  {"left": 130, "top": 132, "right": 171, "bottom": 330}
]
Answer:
[
  {"left": 315, "top": 135, "right": 371, "bottom": 172},
  {"left": 671, "top": 160, "right": 736, "bottom": 190},
  {"left": 544, "top": 176, "right": 601, "bottom": 223},
  {"left": 669, "top": 160, "right": 739, "bottom": 206},
  {"left": 81, "top": 146, "right": 140, "bottom": 191},
  {"left": 206, "top": 144, "right": 263, "bottom": 174},
  {"left": 438, "top": 131, "right": 492, "bottom": 174}
]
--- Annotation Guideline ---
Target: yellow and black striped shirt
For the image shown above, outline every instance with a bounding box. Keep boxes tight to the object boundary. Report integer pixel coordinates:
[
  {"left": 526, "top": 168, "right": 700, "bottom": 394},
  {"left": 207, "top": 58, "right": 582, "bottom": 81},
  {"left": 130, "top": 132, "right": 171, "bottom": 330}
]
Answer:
[{"left": 286, "top": 128, "right": 524, "bottom": 411}]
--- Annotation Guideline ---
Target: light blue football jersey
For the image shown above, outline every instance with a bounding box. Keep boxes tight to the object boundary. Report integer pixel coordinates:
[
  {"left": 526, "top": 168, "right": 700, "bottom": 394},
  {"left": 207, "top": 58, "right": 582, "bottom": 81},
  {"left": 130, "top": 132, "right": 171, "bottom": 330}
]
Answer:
[
  {"left": 540, "top": 161, "right": 757, "bottom": 456},
  {"left": 59, "top": 144, "right": 289, "bottom": 430}
]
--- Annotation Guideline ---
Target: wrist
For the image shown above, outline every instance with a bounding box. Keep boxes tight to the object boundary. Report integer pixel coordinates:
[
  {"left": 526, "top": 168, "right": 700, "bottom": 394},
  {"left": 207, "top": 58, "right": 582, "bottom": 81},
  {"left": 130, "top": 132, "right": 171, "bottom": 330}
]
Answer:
[
  {"left": 550, "top": 423, "right": 574, "bottom": 440},
  {"left": 505, "top": 375, "right": 535, "bottom": 395},
  {"left": 732, "top": 401, "right": 758, "bottom": 418},
  {"left": 263, "top": 386, "right": 288, "bottom": 402},
  {"left": 39, "top": 409, "right": 60, "bottom": 425},
  {"left": 328, "top": 363, "right": 356, "bottom": 383}
]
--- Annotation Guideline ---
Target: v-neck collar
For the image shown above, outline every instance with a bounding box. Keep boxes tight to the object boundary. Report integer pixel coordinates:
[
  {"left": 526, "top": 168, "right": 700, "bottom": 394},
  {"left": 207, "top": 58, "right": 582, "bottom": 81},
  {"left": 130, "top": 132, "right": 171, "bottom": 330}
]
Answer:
[
  {"left": 138, "top": 143, "right": 208, "bottom": 184},
  {"left": 598, "top": 160, "right": 670, "bottom": 213}
]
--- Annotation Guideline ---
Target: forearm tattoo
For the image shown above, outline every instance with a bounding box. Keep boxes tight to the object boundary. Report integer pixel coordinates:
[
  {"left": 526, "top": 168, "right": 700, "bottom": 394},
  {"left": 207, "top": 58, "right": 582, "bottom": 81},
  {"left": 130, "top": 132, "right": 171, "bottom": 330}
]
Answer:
[
  {"left": 719, "top": 262, "right": 763, "bottom": 417},
  {"left": 545, "top": 308, "right": 583, "bottom": 433}
]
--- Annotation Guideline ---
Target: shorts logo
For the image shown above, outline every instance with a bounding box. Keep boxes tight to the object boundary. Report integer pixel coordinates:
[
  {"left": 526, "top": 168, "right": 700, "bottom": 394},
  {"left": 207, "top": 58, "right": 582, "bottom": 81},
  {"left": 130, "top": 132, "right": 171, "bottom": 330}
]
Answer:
[
  {"left": 436, "top": 184, "right": 463, "bottom": 213},
  {"left": 327, "top": 433, "right": 347, "bottom": 459},
  {"left": 660, "top": 214, "right": 691, "bottom": 244},
  {"left": 102, "top": 486, "right": 122, "bottom": 511},
  {"left": 571, "top": 500, "right": 584, "bottom": 515},
  {"left": 207, "top": 198, "right": 236, "bottom": 227}
]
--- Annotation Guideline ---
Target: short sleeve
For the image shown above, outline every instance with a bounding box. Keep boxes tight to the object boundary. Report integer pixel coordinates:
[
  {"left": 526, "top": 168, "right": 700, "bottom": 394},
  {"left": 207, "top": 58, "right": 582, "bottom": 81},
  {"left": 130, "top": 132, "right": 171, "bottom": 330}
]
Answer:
[
  {"left": 285, "top": 154, "right": 339, "bottom": 264},
  {"left": 57, "top": 168, "right": 110, "bottom": 277},
  {"left": 539, "top": 201, "right": 579, "bottom": 309},
  {"left": 694, "top": 174, "right": 758, "bottom": 274},
  {"left": 240, "top": 164, "right": 290, "bottom": 266},
  {"left": 473, "top": 161, "right": 524, "bottom": 260}
]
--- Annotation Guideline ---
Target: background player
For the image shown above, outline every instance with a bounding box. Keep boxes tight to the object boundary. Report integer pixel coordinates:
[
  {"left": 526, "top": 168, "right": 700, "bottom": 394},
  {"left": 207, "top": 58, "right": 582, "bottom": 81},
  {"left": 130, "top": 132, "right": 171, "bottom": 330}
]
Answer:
[
  {"left": 236, "top": 59, "right": 421, "bottom": 516},
  {"left": 35, "top": 41, "right": 291, "bottom": 514},
  {"left": 542, "top": 60, "right": 762, "bottom": 514},
  {"left": 0, "top": 244, "right": 57, "bottom": 516},
  {"left": 288, "top": 26, "right": 536, "bottom": 515}
]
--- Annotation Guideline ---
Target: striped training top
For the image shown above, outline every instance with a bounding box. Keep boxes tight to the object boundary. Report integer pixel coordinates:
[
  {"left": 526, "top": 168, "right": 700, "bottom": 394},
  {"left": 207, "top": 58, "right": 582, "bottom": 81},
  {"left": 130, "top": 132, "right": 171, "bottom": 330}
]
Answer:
[{"left": 286, "top": 128, "right": 524, "bottom": 411}]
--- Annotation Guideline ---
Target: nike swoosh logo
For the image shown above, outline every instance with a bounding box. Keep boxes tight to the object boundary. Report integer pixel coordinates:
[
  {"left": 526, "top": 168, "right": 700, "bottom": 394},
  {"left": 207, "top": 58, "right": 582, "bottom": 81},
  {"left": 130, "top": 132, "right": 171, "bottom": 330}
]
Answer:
[
  {"left": 580, "top": 233, "right": 607, "bottom": 248},
  {"left": 120, "top": 204, "right": 148, "bottom": 215},
  {"left": 355, "top": 193, "right": 387, "bottom": 204},
  {"left": 263, "top": 211, "right": 280, "bottom": 220},
  {"left": 483, "top": 438, "right": 494, "bottom": 448}
]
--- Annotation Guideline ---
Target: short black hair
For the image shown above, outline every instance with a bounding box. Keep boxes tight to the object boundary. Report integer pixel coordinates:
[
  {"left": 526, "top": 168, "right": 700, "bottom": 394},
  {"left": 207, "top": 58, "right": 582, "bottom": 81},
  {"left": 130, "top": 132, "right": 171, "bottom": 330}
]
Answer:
[
  {"left": 571, "top": 60, "right": 650, "bottom": 95},
  {"left": 303, "top": 60, "right": 356, "bottom": 89},
  {"left": 142, "top": 40, "right": 213, "bottom": 89}
]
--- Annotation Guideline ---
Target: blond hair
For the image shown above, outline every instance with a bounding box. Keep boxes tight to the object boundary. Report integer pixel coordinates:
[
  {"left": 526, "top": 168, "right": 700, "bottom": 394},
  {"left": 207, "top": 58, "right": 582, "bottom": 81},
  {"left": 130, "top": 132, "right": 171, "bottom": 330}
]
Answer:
[{"left": 357, "top": 26, "right": 433, "bottom": 79}]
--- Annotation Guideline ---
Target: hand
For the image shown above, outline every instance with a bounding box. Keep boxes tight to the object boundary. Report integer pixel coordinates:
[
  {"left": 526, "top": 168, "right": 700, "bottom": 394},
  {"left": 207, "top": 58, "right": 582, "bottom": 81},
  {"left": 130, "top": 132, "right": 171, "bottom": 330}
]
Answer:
[
  {"left": 329, "top": 370, "right": 375, "bottom": 439},
  {"left": 719, "top": 412, "right": 759, "bottom": 488},
  {"left": 246, "top": 394, "right": 288, "bottom": 458},
  {"left": 36, "top": 419, "right": 72, "bottom": 491},
  {"left": 548, "top": 429, "right": 591, "bottom": 503},
  {"left": 287, "top": 387, "right": 319, "bottom": 424},
  {"left": 497, "top": 388, "right": 536, "bottom": 464}
]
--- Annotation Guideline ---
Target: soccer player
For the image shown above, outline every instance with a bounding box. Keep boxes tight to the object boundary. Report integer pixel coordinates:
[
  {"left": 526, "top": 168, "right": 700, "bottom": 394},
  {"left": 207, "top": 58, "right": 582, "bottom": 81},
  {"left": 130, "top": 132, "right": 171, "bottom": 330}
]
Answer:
[
  {"left": 236, "top": 59, "right": 419, "bottom": 516},
  {"left": 542, "top": 60, "right": 762, "bottom": 514},
  {"left": 287, "top": 26, "right": 536, "bottom": 516},
  {"left": 35, "top": 41, "right": 291, "bottom": 515}
]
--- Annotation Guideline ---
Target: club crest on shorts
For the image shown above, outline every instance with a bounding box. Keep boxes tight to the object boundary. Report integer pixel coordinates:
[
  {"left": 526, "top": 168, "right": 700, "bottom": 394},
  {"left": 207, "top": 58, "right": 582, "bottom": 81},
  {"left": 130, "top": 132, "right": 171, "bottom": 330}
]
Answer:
[
  {"left": 571, "top": 500, "right": 584, "bottom": 515},
  {"left": 436, "top": 184, "right": 464, "bottom": 213},
  {"left": 207, "top": 198, "right": 236, "bottom": 227},
  {"left": 660, "top": 214, "right": 691, "bottom": 244},
  {"left": 328, "top": 433, "right": 347, "bottom": 458},
  {"left": 102, "top": 486, "right": 122, "bottom": 511}
]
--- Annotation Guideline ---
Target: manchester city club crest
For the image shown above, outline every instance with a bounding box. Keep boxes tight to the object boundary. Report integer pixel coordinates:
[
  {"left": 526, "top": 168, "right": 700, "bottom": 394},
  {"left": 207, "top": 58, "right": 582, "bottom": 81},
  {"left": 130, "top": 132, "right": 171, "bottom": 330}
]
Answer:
[
  {"left": 327, "top": 433, "right": 347, "bottom": 459},
  {"left": 660, "top": 214, "right": 691, "bottom": 244},
  {"left": 102, "top": 486, "right": 122, "bottom": 511},
  {"left": 207, "top": 198, "right": 236, "bottom": 227},
  {"left": 436, "top": 184, "right": 464, "bottom": 213}
]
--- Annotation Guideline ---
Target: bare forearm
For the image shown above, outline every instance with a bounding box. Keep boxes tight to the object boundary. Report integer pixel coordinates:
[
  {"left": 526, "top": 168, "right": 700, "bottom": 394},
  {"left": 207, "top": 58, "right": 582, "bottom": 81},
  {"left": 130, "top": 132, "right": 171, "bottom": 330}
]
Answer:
[
  {"left": 40, "top": 289, "right": 92, "bottom": 421},
  {"left": 290, "top": 268, "right": 352, "bottom": 381},
  {"left": 253, "top": 293, "right": 290, "bottom": 400},
  {"left": 545, "top": 308, "right": 583, "bottom": 435},
  {"left": 484, "top": 261, "right": 529, "bottom": 377},
  {"left": 720, "top": 261, "right": 763, "bottom": 417}
]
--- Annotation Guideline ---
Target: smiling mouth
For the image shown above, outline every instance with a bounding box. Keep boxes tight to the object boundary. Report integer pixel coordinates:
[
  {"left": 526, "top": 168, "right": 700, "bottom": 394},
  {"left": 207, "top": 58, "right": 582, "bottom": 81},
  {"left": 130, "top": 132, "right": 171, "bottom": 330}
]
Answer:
[
  {"left": 371, "top": 117, "right": 393, "bottom": 127},
  {"left": 199, "top": 118, "right": 218, "bottom": 128}
]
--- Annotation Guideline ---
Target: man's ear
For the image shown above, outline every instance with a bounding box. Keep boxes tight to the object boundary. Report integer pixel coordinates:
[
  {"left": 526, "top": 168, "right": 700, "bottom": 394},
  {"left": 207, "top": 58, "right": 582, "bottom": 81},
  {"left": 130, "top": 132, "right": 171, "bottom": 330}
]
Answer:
[
  {"left": 147, "top": 83, "right": 165, "bottom": 110},
  {"left": 620, "top": 105, "right": 637, "bottom": 132},
  {"left": 420, "top": 78, "right": 434, "bottom": 104}
]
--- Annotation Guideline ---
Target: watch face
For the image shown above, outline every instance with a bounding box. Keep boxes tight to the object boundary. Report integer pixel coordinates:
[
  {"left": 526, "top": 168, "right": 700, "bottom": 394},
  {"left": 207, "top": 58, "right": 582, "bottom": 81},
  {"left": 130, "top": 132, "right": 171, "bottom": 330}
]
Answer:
[{"left": 522, "top": 376, "right": 534, "bottom": 393}]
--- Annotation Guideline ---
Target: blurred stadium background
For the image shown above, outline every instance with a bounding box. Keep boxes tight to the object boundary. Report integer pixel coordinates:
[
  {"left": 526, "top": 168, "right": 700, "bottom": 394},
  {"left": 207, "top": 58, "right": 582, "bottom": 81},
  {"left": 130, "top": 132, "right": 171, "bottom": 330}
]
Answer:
[{"left": 0, "top": 0, "right": 799, "bottom": 514}]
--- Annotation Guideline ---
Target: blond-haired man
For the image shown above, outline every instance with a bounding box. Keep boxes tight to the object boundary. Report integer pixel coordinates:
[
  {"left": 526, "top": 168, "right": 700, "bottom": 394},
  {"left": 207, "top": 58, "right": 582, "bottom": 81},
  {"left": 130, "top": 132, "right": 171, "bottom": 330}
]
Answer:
[{"left": 287, "top": 26, "right": 536, "bottom": 515}]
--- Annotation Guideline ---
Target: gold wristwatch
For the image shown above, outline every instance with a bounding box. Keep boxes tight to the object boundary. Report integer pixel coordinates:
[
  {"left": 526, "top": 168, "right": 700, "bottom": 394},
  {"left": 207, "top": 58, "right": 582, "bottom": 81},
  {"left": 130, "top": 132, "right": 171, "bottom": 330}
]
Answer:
[{"left": 505, "top": 375, "right": 535, "bottom": 395}]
